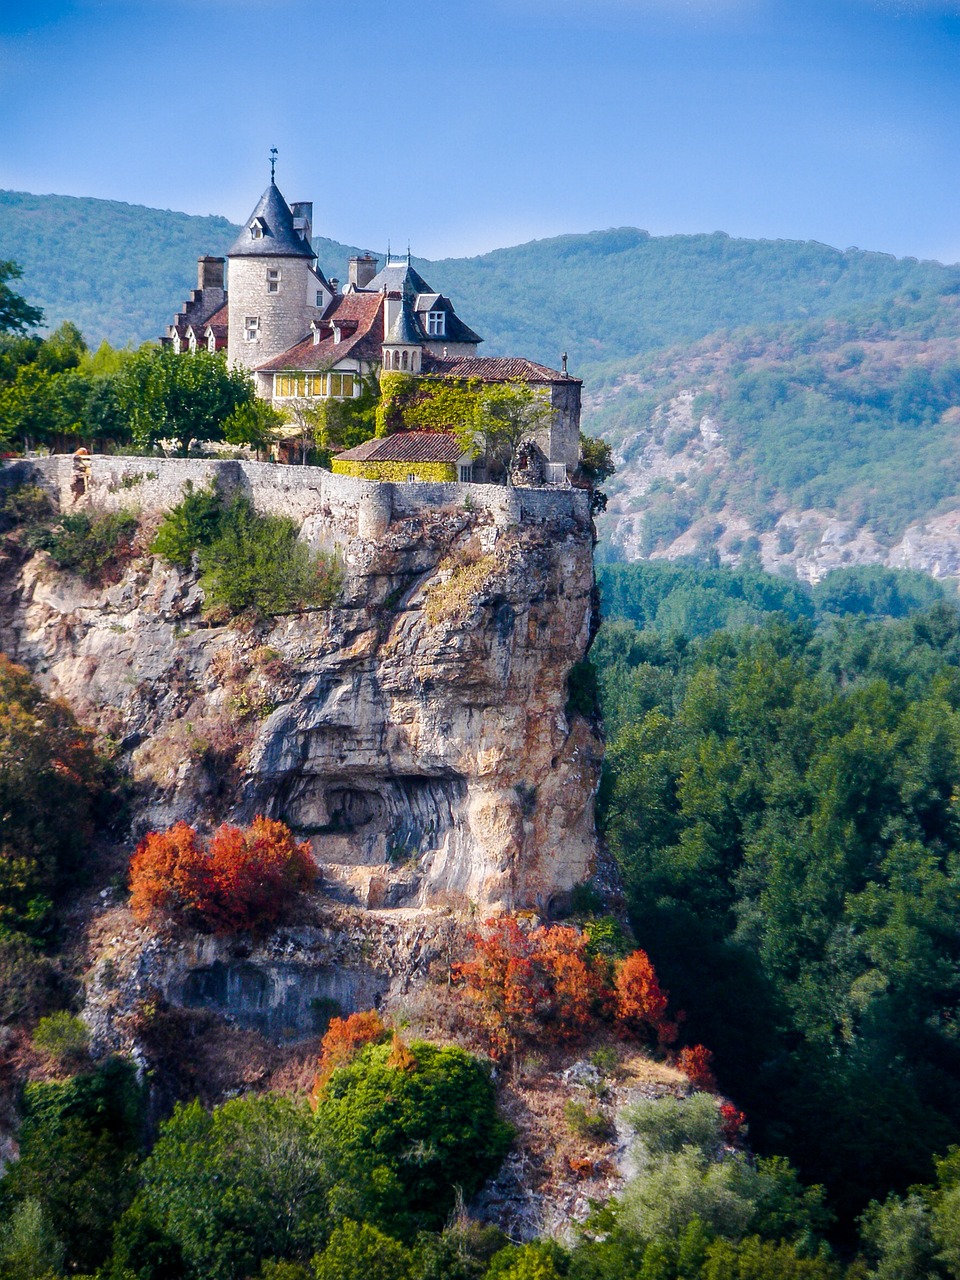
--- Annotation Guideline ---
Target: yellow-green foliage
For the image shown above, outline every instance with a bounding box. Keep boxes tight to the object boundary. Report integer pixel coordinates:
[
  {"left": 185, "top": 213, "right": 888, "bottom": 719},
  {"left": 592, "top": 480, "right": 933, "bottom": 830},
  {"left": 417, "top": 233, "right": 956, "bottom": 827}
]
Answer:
[
  {"left": 375, "top": 373, "right": 421, "bottom": 437},
  {"left": 375, "top": 372, "right": 484, "bottom": 450},
  {"left": 332, "top": 460, "right": 457, "bottom": 483},
  {"left": 424, "top": 554, "right": 497, "bottom": 626}
]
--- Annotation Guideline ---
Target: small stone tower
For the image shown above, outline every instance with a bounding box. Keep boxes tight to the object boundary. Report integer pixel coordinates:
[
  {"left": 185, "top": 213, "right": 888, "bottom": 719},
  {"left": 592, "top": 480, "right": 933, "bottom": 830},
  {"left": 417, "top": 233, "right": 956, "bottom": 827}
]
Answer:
[
  {"left": 381, "top": 293, "right": 426, "bottom": 372},
  {"left": 226, "top": 178, "right": 330, "bottom": 372}
]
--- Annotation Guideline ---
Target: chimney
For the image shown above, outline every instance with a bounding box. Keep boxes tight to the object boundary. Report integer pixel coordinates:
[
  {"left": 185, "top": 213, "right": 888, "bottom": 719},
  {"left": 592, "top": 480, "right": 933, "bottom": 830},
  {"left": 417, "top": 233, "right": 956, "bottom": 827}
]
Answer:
[
  {"left": 349, "top": 254, "right": 379, "bottom": 290},
  {"left": 290, "top": 201, "right": 313, "bottom": 244},
  {"left": 197, "top": 256, "right": 225, "bottom": 291}
]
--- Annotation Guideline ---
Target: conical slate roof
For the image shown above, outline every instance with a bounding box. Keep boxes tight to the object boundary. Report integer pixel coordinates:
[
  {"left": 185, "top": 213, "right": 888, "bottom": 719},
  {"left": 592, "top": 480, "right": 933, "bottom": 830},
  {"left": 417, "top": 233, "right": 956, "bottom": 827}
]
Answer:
[
  {"left": 228, "top": 182, "right": 316, "bottom": 259},
  {"left": 363, "top": 258, "right": 433, "bottom": 297},
  {"left": 384, "top": 296, "right": 426, "bottom": 345}
]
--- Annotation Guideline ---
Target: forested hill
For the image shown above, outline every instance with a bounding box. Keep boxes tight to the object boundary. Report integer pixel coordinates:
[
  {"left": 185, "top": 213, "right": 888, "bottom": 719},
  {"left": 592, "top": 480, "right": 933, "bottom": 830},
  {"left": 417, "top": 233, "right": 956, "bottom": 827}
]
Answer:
[{"left": 4, "top": 187, "right": 960, "bottom": 372}]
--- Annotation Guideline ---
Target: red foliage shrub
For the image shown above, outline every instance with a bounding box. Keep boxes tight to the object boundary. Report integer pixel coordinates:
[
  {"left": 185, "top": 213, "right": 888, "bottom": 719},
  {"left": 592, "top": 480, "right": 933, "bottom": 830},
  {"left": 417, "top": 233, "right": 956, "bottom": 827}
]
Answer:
[
  {"left": 312, "top": 1010, "right": 387, "bottom": 1098},
  {"left": 677, "top": 1043, "right": 717, "bottom": 1091},
  {"left": 453, "top": 917, "right": 611, "bottom": 1057},
  {"left": 129, "top": 816, "right": 314, "bottom": 933},
  {"left": 720, "top": 1102, "right": 747, "bottom": 1142},
  {"left": 614, "top": 949, "right": 678, "bottom": 1045}
]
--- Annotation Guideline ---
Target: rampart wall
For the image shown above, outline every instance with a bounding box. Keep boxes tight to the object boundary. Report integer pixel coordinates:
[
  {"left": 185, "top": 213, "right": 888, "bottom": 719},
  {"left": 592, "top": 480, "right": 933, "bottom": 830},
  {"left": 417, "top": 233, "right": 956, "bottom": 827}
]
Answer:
[{"left": 1, "top": 455, "right": 591, "bottom": 542}]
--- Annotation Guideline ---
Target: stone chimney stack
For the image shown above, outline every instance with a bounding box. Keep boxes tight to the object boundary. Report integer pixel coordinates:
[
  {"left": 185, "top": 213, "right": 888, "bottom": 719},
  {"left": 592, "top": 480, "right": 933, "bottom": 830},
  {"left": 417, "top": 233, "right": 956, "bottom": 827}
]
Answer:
[
  {"left": 197, "top": 256, "right": 225, "bottom": 291},
  {"left": 349, "top": 254, "right": 379, "bottom": 290},
  {"left": 290, "top": 202, "right": 313, "bottom": 244}
]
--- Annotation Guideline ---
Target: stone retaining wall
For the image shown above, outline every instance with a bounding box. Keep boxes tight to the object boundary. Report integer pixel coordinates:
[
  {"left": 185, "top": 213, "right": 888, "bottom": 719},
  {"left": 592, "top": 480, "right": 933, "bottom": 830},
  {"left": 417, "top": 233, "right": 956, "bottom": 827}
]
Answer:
[{"left": 1, "top": 454, "right": 591, "bottom": 538}]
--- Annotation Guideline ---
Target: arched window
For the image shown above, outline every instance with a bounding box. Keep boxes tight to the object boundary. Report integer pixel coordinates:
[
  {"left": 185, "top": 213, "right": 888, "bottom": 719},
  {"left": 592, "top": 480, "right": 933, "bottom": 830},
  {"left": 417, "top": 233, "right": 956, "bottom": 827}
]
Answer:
[
  {"left": 393, "top": 350, "right": 401, "bottom": 369},
  {"left": 402, "top": 350, "right": 409, "bottom": 370}
]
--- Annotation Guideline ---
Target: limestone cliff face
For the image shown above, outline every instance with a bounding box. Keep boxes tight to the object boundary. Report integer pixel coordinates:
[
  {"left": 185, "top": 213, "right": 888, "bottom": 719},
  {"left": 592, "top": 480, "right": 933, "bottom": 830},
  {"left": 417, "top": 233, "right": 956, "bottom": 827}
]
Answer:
[{"left": 0, "top": 458, "right": 601, "bottom": 916}]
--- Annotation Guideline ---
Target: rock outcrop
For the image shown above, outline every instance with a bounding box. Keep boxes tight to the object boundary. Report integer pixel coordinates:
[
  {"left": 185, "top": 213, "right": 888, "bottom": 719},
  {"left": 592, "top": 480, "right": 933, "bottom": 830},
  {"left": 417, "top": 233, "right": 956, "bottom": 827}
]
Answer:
[
  {"left": 597, "top": 387, "right": 960, "bottom": 582},
  {"left": 0, "top": 458, "right": 601, "bottom": 916}
]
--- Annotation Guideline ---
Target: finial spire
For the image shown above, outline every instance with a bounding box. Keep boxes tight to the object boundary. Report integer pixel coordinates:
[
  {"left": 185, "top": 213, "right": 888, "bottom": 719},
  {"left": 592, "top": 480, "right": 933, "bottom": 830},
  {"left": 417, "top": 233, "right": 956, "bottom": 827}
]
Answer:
[
  {"left": 269, "top": 147, "right": 278, "bottom": 182},
  {"left": 407, "top": 242, "right": 411, "bottom": 266},
  {"left": 561, "top": 352, "right": 568, "bottom": 376}
]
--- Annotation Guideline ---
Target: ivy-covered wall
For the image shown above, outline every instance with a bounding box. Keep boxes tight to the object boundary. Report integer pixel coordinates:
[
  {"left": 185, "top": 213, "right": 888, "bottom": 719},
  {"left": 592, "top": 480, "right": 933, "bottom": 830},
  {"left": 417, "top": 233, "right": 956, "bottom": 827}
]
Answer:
[{"left": 331, "top": 459, "right": 458, "bottom": 483}]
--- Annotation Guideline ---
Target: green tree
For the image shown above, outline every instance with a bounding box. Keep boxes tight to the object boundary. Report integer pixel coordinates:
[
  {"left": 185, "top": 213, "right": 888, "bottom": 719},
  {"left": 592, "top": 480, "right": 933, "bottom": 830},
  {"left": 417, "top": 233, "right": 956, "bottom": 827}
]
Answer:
[
  {"left": 115, "top": 348, "right": 252, "bottom": 453},
  {"left": 0, "top": 262, "right": 43, "bottom": 336},
  {"left": 0, "top": 655, "right": 111, "bottom": 942},
  {"left": 314, "top": 1039, "right": 512, "bottom": 1239},
  {"left": 131, "top": 1095, "right": 327, "bottom": 1280},
  {"left": 0, "top": 1059, "right": 145, "bottom": 1274},
  {"left": 223, "top": 398, "right": 285, "bottom": 459},
  {"left": 197, "top": 496, "right": 342, "bottom": 618},
  {"left": 312, "top": 1220, "right": 412, "bottom": 1280},
  {"left": 0, "top": 1198, "right": 65, "bottom": 1280}
]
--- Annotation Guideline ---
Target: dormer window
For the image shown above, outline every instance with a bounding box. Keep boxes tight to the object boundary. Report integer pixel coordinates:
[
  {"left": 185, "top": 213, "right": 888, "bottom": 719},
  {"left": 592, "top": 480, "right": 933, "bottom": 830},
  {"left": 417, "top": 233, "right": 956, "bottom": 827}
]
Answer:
[
  {"left": 251, "top": 218, "right": 266, "bottom": 240},
  {"left": 266, "top": 267, "right": 281, "bottom": 293},
  {"left": 427, "top": 310, "right": 445, "bottom": 336}
]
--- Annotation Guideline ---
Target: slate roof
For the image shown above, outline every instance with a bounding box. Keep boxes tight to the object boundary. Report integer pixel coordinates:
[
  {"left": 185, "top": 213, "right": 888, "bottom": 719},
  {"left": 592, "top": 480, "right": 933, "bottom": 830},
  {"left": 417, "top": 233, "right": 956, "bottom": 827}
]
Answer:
[
  {"left": 362, "top": 259, "right": 434, "bottom": 297},
  {"left": 255, "top": 291, "right": 383, "bottom": 372},
  {"left": 228, "top": 182, "right": 316, "bottom": 259},
  {"left": 420, "top": 355, "right": 579, "bottom": 384},
  {"left": 384, "top": 297, "right": 427, "bottom": 345},
  {"left": 337, "top": 431, "right": 465, "bottom": 464}
]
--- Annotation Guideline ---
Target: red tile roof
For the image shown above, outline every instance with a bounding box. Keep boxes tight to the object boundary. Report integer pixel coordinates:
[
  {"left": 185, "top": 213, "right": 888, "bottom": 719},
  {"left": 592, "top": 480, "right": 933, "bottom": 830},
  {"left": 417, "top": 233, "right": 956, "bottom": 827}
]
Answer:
[
  {"left": 255, "top": 292, "right": 383, "bottom": 372},
  {"left": 203, "top": 304, "right": 229, "bottom": 333},
  {"left": 337, "top": 431, "right": 464, "bottom": 464},
  {"left": 420, "top": 355, "right": 579, "bottom": 384}
]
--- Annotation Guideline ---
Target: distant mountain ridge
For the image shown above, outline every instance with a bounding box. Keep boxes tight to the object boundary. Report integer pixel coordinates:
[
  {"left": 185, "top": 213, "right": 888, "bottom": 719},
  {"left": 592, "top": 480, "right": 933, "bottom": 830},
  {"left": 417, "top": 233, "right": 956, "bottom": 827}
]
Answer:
[
  {"left": 3, "top": 188, "right": 960, "bottom": 373},
  {"left": 9, "top": 187, "right": 960, "bottom": 576}
]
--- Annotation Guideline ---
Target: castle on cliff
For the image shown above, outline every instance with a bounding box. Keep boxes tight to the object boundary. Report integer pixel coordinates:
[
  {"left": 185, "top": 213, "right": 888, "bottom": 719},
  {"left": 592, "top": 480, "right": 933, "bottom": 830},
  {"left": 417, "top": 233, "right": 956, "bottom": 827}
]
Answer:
[{"left": 163, "top": 172, "right": 581, "bottom": 481}]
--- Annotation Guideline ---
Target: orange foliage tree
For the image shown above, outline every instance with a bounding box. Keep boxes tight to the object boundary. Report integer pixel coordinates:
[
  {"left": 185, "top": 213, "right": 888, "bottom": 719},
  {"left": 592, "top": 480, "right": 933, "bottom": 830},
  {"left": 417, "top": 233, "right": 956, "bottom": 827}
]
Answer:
[
  {"left": 453, "top": 918, "right": 612, "bottom": 1057},
  {"left": 312, "top": 1010, "right": 388, "bottom": 1097},
  {"left": 614, "top": 948, "right": 679, "bottom": 1046},
  {"left": 453, "top": 916, "right": 708, "bottom": 1067},
  {"left": 129, "top": 816, "right": 314, "bottom": 933},
  {"left": 677, "top": 1043, "right": 717, "bottom": 1091}
]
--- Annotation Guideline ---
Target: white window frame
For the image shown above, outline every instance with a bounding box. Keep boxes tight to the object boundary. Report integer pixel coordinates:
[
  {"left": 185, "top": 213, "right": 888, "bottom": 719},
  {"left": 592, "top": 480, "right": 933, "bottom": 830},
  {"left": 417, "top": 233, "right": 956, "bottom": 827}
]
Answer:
[
  {"left": 427, "top": 310, "right": 445, "bottom": 336},
  {"left": 244, "top": 316, "right": 260, "bottom": 342},
  {"left": 266, "top": 267, "right": 281, "bottom": 293}
]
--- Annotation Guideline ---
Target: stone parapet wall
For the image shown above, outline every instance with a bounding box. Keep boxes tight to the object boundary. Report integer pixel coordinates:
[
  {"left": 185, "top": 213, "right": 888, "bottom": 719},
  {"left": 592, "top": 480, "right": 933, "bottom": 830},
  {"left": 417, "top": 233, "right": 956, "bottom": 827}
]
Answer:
[{"left": 2, "top": 455, "right": 592, "bottom": 540}]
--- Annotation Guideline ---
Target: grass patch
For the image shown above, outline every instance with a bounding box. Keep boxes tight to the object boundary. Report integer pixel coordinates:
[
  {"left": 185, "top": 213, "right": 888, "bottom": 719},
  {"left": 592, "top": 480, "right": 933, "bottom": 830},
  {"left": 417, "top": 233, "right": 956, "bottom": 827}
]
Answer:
[{"left": 423, "top": 554, "right": 497, "bottom": 627}]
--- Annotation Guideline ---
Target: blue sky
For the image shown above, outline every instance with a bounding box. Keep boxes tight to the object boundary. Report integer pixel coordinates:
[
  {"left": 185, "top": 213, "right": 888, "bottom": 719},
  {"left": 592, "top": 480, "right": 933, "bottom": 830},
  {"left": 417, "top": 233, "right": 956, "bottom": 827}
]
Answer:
[{"left": 1, "top": 0, "right": 959, "bottom": 262}]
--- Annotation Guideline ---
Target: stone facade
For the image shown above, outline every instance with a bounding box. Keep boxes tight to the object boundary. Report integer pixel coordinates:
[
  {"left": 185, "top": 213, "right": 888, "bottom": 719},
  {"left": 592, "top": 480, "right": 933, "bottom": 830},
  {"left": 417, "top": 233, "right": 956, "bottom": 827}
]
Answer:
[{"left": 225, "top": 253, "right": 325, "bottom": 372}]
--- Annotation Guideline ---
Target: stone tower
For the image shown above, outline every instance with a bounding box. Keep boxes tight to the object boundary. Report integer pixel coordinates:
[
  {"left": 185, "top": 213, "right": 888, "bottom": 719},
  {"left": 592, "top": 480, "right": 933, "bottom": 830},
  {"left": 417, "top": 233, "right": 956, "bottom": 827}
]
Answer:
[{"left": 226, "top": 180, "right": 331, "bottom": 371}]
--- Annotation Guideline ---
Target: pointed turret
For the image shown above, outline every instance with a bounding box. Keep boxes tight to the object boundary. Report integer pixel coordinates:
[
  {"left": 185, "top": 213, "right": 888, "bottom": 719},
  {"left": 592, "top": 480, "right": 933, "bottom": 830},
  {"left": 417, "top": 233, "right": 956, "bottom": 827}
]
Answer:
[
  {"left": 226, "top": 173, "right": 330, "bottom": 372},
  {"left": 227, "top": 181, "right": 317, "bottom": 260}
]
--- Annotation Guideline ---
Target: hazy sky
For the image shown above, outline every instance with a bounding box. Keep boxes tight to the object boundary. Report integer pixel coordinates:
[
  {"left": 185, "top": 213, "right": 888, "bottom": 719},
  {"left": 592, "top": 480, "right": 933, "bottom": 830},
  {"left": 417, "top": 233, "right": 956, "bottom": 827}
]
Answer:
[{"left": 1, "top": 0, "right": 959, "bottom": 262}]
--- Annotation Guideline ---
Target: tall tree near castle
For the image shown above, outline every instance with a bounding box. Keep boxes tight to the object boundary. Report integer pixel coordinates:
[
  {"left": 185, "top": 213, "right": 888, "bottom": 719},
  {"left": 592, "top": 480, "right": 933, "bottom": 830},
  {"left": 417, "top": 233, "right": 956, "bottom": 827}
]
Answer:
[{"left": 0, "top": 260, "right": 43, "bottom": 335}]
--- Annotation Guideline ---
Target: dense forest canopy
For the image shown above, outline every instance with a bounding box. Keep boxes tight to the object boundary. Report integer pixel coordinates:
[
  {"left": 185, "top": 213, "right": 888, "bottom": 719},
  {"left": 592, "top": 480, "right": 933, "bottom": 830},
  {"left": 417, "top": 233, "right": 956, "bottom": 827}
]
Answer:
[{"left": 594, "top": 560, "right": 960, "bottom": 1227}]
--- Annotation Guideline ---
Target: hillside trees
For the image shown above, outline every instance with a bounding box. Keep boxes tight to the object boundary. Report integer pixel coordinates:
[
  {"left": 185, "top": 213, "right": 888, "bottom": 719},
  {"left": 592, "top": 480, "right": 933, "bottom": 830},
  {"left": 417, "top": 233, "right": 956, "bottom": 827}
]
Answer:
[
  {"left": 0, "top": 1059, "right": 146, "bottom": 1273},
  {"left": 126, "top": 1094, "right": 327, "bottom": 1280},
  {"left": 597, "top": 606, "right": 960, "bottom": 1218},
  {"left": 313, "top": 1039, "right": 512, "bottom": 1238},
  {"left": 0, "top": 655, "right": 112, "bottom": 947}
]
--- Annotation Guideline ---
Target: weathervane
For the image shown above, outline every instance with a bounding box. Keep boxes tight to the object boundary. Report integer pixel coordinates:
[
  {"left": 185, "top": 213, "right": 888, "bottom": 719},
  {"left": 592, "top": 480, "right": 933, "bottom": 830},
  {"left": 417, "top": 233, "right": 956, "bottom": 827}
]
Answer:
[{"left": 270, "top": 147, "right": 278, "bottom": 182}]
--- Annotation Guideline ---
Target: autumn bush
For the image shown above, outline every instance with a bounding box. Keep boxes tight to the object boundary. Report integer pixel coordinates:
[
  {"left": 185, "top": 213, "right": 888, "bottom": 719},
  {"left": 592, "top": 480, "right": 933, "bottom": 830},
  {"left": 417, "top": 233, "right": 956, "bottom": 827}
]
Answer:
[
  {"left": 452, "top": 917, "right": 611, "bottom": 1057},
  {"left": 614, "top": 947, "right": 679, "bottom": 1046},
  {"left": 311, "top": 1010, "right": 388, "bottom": 1097},
  {"left": 454, "top": 917, "right": 694, "bottom": 1060},
  {"left": 128, "top": 816, "right": 314, "bottom": 933}
]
